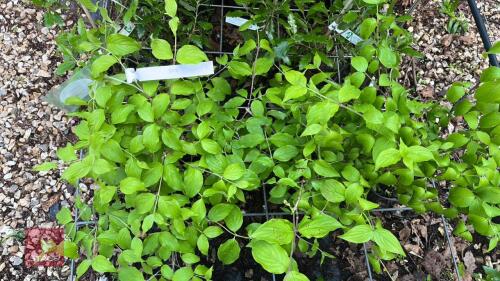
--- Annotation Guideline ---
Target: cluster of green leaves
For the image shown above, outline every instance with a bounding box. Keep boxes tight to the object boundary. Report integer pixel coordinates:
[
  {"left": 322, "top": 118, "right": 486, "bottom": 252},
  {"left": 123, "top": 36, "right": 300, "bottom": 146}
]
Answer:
[
  {"left": 31, "top": 0, "right": 66, "bottom": 27},
  {"left": 440, "top": 0, "right": 469, "bottom": 34},
  {"left": 35, "top": 0, "right": 499, "bottom": 280}
]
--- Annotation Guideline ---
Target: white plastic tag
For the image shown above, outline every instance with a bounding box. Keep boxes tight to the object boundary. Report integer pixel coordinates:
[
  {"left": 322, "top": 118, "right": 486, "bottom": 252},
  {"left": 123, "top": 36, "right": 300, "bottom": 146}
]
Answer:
[
  {"left": 125, "top": 61, "right": 214, "bottom": 83},
  {"left": 225, "top": 17, "right": 259, "bottom": 30},
  {"left": 328, "top": 22, "right": 362, "bottom": 45},
  {"left": 119, "top": 22, "right": 135, "bottom": 36}
]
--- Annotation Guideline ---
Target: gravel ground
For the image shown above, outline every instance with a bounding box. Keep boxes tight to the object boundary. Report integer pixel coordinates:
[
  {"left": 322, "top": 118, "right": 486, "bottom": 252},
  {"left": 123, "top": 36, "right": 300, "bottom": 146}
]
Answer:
[
  {"left": 0, "top": 0, "right": 498, "bottom": 280},
  {"left": 401, "top": 0, "right": 500, "bottom": 97},
  {"left": 0, "top": 0, "right": 75, "bottom": 279}
]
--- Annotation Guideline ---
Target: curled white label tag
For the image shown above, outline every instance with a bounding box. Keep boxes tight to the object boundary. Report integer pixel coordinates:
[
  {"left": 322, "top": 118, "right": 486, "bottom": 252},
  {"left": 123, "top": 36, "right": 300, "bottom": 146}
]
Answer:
[
  {"left": 125, "top": 61, "right": 214, "bottom": 83},
  {"left": 225, "top": 17, "right": 259, "bottom": 30},
  {"left": 328, "top": 22, "right": 362, "bottom": 45}
]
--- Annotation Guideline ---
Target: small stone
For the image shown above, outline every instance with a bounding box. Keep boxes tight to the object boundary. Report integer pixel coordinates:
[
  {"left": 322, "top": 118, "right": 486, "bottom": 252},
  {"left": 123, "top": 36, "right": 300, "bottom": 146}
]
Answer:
[
  {"left": 9, "top": 256, "right": 22, "bottom": 266},
  {"left": 18, "top": 198, "right": 29, "bottom": 207}
]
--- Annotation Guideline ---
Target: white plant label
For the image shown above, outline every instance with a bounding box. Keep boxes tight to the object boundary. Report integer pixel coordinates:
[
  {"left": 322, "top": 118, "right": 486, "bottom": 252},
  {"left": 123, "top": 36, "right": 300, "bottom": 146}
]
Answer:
[
  {"left": 225, "top": 17, "right": 259, "bottom": 30},
  {"left": 125, "top": 61, "right": 214, "bottom": 83},
  {"left": 328, "top": 22, "right": 363, "bottom": 45},
  {"left": 119, "top": 22, "right": 135, "bottom": 36}
]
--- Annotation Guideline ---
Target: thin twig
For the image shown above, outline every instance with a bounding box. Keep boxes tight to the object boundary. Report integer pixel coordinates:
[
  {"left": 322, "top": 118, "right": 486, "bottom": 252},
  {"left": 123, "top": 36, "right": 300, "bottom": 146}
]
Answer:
[{"left": 80, "top": 4, "right": 97, "bottom": 29}]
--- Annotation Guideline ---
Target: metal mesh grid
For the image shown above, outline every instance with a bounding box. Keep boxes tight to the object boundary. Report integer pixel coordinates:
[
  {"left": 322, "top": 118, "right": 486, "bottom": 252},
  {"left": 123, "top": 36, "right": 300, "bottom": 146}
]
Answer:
[{"left": 66, "top": 0, "right": 498, "bottom": 280}]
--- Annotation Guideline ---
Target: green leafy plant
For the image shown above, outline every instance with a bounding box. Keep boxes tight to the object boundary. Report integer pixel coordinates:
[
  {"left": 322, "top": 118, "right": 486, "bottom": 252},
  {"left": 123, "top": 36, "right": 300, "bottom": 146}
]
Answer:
[
  {"left": 440, "top": 0, "right": 469, "bottom": 34},
  {"left": 31, "top": 0, "right": 65, "bottom": 27},
  {"left": 34, "top": 0, "right": 499, "bottom": 280}
]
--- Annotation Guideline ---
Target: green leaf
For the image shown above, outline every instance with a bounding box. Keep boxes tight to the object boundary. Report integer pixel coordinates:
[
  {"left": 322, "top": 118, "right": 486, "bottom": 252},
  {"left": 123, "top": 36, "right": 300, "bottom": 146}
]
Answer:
[
  {"left": 152, "top": 94, "right": 170, "bottom": 118},
  {"left": 228, "top": 61, "right": 253, "bottom": 76},
  {"left": 184, "top": 166, "right": 203, "bottom": 197},
  {"left": 339, "top": 224, "right": 373, "bottom": 243},
  {"left": 480, "top": 66, "right": 500, "bottom": 82},
  {"left": 106, "top": 34, "right": 141, "bottom": 56},
  {"left": 298, "top": 214, "right": 343, "bottom": 238},
  {"left": 339, "top": 83, "right": 361, "bottom": 103},
  {"left": 151, "top": 38, "right": 173, "bottom": 60},
  {"left": 117, "top": 228, "right": 131, "bottom": 249},
  {"left": 203, "top": 226, "right": 224, "bottom": 238},
  {"left": 164, "top": 0, "right": 177, "bottom": 17},
  {"left": 172, "top": 267, "right": 193, "bottom": 281},
  {"left": 273, "top": 145, "right": 299, "bottom": 161},
  {"left": 136, "top": 193, "right": 156, "bottom": 214},
  {"left": 374, "top": 148, "right": 401, "bottom": 170},
  {"left": 181, "top": 253, "right": 200, "bottom": 264},
  {"left": 284, "top": 271, "right": 310, "bottom": 281},
  {"left": 118, "top": 266, "right": 145, "bottom": 281},
  {"left": 363, "top": 0, "right": 386, "bottom": 4},
  {"left": 301, "top": 124, "right": 322, "bottom": 136},
  {"left": 351, "top": 56, "right": 368, "bottom": 72},
  {"left": 56, "top": 143, "right": 78, "bottom": 162},
  {"left": 379, "top": 43, "right": 397, "bottom": 68},
  {"left": 487, "top": 41, "right": 500, "bottom": 54},
  {"left": 176, "top": 45, "right": 208, "bottom": 64},
  {"left": 250, "top": 219, "right": 294, "bottom": 245},
  {"left": 163, "top": 164, "right": 183, "bottom": 191},
  {"left": 111, "top": 104, "right": 135, "bottom": 124},
  {"left": 315, "top": 179, "right": 345, "bottom": 203},
  {"left": 76, "top": 259, "right": 91, "bottom": 278},
  {"left": 446, "top": 85, "right": 465, "bottom": 103},
  {"left": 255, "top": 57, "right": 274, "bottom": 75},
  {"left": 93, "top": 159, "right": 114, "bottom": 175},
  {"left": 223, "top": 163, "right": 245, "bottom": 181},
  {"left": 403, "top": 145, "right": 434, "bottom": 164},
  {"left": 475, "top": 81, "right": 500, "bottom": 103},
  {"left": 197, "top": 234, "right": 209, "bottom": 255},
  {"left": 77, "top": 0, "right": 97, "bottom": 12},
  {"left": 217, "top": 239, "right": 240, "bottom": 265},
  {"left": 312, "top": 160, "right": 340, "bottom": 177},
  {"left": 62, "top": 157, "right": 92, "bottom": 183},
  {"left": 137, "top": 102, "right": 154, "bottom": 122},
  {"left": 201, "top": 139, "right": 222, "bottom": 154},
  {"left": 251, "top": 240, "right": 289, "bottom": 274},
  {"left": 306, "top": 101, "right": 339, "bottom": 125},
  {"left": 91, "top": 55, "right": 118, "bottom": 76},
  {"left": 359, "top": 18, "right": 377, "bottom": 39},
  {"left": 56, "top": 207, "right": 72, "bottom": 224},
  {"left": 208, "top": 204, "right": 233, "bottom": 221},
  {"left": 345, "top": 183, "right": 364, "bottom": 205},
  {"left": 284, "top": 70, "right": 307, "bottom": 86},
  {"left": 91, "top": 255, "right": 116, "bottom": 272},
  {"left": 448, "top": 187, "right": 475, "bottom": 208},
  {"left": 120, "top": 177, "right": 146, "bottom": 195},
  {"left": 143, "top": 124, "right": 160, "bottom": 151},
  {"left": 372, "top": 228, "right": 405, "bottom": 256},
  {"left": 225, "top": 207, "right": 243, "bottom": 232},
  {"left": 102, "top": 139, "right": 126, "bottom": 163},
  {"left": 169, "top": 17, "right": 179, "bottom": 35},
  {"left": 284, "top": 85, "right": 308, "bottom": 101},
  {"left": 171, "top": 80, "right": 194, "bottom": 95},
  {"left": 33, "top": 162, "right": 58, "bottom": 172}
]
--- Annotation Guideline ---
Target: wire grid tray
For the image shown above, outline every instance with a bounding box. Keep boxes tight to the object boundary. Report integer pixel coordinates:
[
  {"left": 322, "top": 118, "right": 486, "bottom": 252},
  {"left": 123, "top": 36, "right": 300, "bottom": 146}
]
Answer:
[{"left": 68, "top": 0, "right": 497, "bottom": 280}]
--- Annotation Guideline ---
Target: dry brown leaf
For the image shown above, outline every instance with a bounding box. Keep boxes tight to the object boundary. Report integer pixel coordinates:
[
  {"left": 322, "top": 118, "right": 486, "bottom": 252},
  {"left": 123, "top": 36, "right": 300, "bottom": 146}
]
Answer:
[
  {"left": 421, "top": 85, "right": 434, "bottom": 98},
  {"left": 463, "top": 251, "right": 477, "bottom": 273},
  {"left": 442, "top": 34, "right": 454, "bottom": 47},
  {"left": 399, "top": 225, "right": 412, "bottom": 242},
  {"left": 422, "top": 250, "right": 449, "bottom": 278},
  {"left": 41, "top": 194, "right": 60, "bottom": 212},
  {"left": 404, "top": 243, "right": 423, "bottom": 256}
]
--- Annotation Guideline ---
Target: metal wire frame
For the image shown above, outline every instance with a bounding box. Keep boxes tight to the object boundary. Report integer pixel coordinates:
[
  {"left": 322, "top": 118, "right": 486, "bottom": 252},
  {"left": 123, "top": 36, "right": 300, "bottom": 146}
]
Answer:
[{"left": 67, "top": 0, "right": 497, "bottom": 280}]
